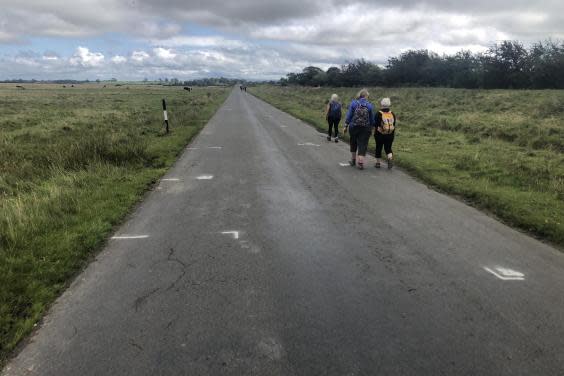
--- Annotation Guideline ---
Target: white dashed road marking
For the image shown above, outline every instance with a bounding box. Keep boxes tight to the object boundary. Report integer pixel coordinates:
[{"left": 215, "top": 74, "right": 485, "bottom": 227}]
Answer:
[
  {"left": 339, "top": 162, "right": 350, "bottom": 167},
  {"left": 484, "top": 266, "right": 525, "bottom": 281},
  {"left": 112, "top": 235, "right": 149, "bottom": 240},
  {"left": 298, "top": 142, "right": 320, "bottom": 147},
  {"left": 162, "top": 178, "right": 180, "bottom": 181},
  {"left": 221, "top": 231, "right": 240, "bottom": 240},
  {"left": 196, "top": 175, "right": 214, "bottom": 180}
]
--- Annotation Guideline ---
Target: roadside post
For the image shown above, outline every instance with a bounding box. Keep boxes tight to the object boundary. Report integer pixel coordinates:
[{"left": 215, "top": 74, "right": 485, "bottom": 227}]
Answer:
[{"left": 162, "top": 99, "right": 169, "bottom": 133}]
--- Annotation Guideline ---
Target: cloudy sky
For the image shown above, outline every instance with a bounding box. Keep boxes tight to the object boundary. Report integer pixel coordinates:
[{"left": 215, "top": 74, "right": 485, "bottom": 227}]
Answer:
[{"left": 1, "top": 0, "right": 563, "bottom": 80}]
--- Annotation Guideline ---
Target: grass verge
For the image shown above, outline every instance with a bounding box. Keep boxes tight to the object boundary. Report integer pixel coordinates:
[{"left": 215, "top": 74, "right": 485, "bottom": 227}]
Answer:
[
  {"left": 249, "top": 85, "right": 564, "bottom": 248},
  {"left": 0, "top": 83, "right": 230, "bottom": 363}
]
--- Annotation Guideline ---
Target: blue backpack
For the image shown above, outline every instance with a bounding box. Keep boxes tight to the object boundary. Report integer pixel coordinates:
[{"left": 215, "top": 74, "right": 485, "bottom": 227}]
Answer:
[{"left": 329, "top": 101, "right": 342, "bottom": 118}]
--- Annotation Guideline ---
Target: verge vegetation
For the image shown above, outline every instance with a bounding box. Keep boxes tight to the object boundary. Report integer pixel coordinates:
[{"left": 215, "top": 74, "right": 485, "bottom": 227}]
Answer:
[
  {"left": 0, "top": 83, "right": 229, "bottom": 362},
  {"left": 250, "top": 85, "right": 564, "bottom": 248}
]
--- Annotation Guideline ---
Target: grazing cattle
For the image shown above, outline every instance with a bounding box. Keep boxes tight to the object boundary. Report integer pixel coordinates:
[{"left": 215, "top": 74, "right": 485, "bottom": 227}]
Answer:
[
  {"left": 16, "top": 85, "right": 25, "bottom": 90},
  {"left": 62, "top": 85, "right": 66, "bottom": 88}
]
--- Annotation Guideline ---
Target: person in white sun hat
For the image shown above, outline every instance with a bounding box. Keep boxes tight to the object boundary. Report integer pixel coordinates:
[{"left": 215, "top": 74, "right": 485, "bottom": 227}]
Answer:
[{"left": 374, "top": 97, "right": 396, "bottom": 169}]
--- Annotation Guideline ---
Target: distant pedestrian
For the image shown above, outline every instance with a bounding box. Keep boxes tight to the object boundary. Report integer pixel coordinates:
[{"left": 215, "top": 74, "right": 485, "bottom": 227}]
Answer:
[
  {"left": 325, "top": 94, "right": 342, "bottom": 142},
  {"left": 374, "top": 97, "right": 396, "bottom": 169},
  {"left": 344, "top": 89, "right": 375, "bottom": 170}
]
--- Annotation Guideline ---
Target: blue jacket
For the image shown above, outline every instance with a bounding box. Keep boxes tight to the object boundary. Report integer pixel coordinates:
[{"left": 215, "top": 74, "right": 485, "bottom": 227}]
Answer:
[{"left": 345, "top": 98, "right": 375, "bottom": 128}]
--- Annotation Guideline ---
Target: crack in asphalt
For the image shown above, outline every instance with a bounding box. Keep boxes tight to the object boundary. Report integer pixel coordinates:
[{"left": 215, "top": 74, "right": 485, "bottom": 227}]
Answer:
[
  {"left": 133, "top": 287, "right": 161, "bottom": 312},
  {"left": 129, "top": 340, "right": 144, "bottom": 352}
]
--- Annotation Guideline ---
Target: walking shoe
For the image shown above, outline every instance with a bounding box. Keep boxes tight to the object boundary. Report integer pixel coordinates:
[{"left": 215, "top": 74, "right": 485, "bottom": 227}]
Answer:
[
  {"left": 349, "top": 159, "right": 356, "bottom": 166},
  {"left": 387, "top": 159, "right": 393, "bottom": 169},
  {"left": 375, "top": 162, "right": 381, "bottom": 168},
  {"left": 327, "top": 136, "right": 331, "bottom": 141},
  {"left": 334, "top": 137, "right": 339, "bottom": 143}
]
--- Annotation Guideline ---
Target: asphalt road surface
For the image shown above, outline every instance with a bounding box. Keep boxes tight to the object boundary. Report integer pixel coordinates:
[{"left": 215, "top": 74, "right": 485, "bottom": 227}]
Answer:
[{"left": 4, "top": 89, "right": 564, "bottom": 376}]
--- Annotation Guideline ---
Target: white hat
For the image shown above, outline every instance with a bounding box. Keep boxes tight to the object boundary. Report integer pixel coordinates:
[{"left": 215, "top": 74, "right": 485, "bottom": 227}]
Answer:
[{"left": 381, "top": 98, "right": 391, "bottom": 108}]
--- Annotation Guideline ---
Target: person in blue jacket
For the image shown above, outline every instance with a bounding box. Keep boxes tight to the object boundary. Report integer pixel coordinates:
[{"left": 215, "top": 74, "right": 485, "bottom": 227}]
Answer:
[{"left": 344, "top": 88, "right": 375, "bottom": 170}]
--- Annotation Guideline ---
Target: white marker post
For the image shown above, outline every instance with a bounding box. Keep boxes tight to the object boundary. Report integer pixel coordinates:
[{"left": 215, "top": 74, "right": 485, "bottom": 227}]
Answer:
[{"left": 162, "top": 99, "right": 169, "bottom": 133}]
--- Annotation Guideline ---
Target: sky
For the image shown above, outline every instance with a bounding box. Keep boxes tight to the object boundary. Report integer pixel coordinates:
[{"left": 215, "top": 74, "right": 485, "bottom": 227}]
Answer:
[{"left": 1, "top": 0, "right": 563, "bottom": 80}]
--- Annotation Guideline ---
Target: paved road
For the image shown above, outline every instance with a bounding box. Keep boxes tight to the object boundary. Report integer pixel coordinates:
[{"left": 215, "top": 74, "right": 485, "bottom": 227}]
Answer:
[{"left": 4, "top": 89, "right": 564, "bottom": 376}]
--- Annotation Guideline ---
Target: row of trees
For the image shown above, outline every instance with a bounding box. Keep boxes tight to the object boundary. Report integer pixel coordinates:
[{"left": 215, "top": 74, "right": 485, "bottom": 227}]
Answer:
[
  {"left": 178, "top": 77, "right": 264, "bottom": 87},
  {"left": 281, "top": 40, "right": 564, "bottom": 89}
]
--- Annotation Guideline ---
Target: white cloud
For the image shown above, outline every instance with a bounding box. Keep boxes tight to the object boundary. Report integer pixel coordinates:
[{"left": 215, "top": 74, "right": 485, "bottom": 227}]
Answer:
[
  {"left": 153, "top": 47, "right": 176, "bottom": 60},
  {"left": 1, "top": 0, "right": 563, "bottom": 80},
  {"left": 151, "top": 35, "right": 250, "bottom": 50},
  {"left": 111, "top": 55, "right": 127, "bottom": 64},
  {"left": 69, "top": 47, "right": 104, "bottom": 67},
  {"left": 131, "top": 50, "right": 150, "bottom": 63}
]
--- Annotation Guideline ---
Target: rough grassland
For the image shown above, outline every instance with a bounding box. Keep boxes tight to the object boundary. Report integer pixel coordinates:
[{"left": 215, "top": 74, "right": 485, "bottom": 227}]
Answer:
[
  {"left": 0, "top": 84, "right": 229, "bottom": 362},
  {"left": 250, "top": 85, "right": 564, "bottom": 248}
]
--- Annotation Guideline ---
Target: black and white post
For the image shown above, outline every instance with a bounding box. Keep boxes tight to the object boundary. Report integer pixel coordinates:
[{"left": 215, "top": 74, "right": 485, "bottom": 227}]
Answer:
[{"left": 162, "top": 98, "right": 169, "bottom": 133}]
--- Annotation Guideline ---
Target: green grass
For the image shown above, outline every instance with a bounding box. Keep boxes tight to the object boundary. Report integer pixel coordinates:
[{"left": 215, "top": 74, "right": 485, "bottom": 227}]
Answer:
[
  {"left": 249, "top": 85, "right": 564, "bottom": 248},
  {"left": 0, "top": 83, "right": 229, "bottom": 362}
]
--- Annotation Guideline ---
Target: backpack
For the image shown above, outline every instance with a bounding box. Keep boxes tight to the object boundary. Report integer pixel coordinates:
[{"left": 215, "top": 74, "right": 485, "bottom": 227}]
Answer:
[
  {"left": 352, "top": 101, "right": 370, "bottom": 128},
  {"left": 379, "top": 111, "right": 395, "bottom": 134},
  {"left": 329, "top": 101, "right": 341, "bottom": 118}
]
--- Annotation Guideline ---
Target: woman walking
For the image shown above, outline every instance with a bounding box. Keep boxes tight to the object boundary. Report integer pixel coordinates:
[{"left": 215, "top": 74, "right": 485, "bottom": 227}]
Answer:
[
  {"left": 374, "top": 97, "right": 396, "bottom": 169},
  {"left": 325, "top": 94, "right": 342, "bottom": 142},
  {"left": 344, "top": 89, "right": 375, "bottom": 170}
]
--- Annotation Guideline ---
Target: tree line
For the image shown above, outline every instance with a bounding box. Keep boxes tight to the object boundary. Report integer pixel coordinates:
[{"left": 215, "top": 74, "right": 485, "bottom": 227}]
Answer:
[
  {"left": 178, "top": 77, "right": 264, "bottom": 87},
  {"left": 281, "top": 40, "right": 564, "bottom": 89}
]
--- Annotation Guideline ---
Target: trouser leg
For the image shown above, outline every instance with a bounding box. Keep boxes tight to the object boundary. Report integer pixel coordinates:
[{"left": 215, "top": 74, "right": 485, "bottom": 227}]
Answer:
[
  {"left": 349, "top": 127, "right": 358, "bottom": 153},
  {"left": 357, "top": 127, "right": 371, "bottom": 156},
  {"left": 375, "top": 133, "right": 384, "bottom": 158},
  {"left": 333, "top": 118, "right": 340, "bottom": 138},
  {"left": 384, "top": 133, "right": 395, "bottom": 158}
]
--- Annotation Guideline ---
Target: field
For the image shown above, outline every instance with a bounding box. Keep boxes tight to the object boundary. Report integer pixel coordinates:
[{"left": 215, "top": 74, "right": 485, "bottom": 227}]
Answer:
[
  {"left": 0, "top": 83, "right": 229, "bottom": 362},
  {"left": 250, "top": 85, "right": 564, "bottom": 248}
]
